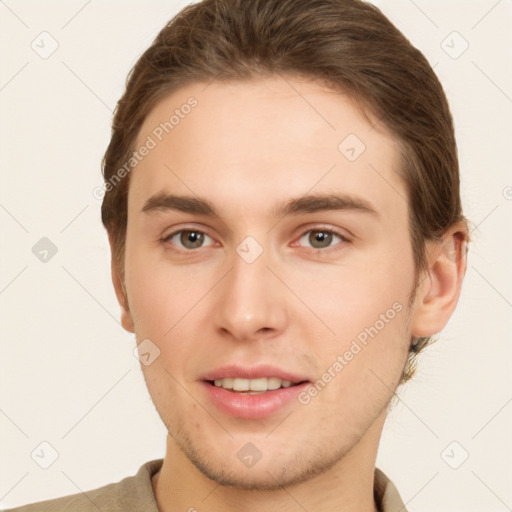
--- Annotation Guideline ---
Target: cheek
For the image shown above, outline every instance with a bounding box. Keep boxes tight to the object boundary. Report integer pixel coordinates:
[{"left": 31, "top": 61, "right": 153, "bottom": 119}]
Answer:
[
  {"left": 124, "top": 242, "right": 195, "bottom": 335},
  {"left": 289, "top": 239, "right": 414, "bottom": 394},
  {"left": 297, "top": 273, "right": 411, "bottom": 430},
  {"left": 292, "top": 246, "right": 414, "bottom": 340},
  {"left": 124, "top": 245, "right": 215, "bottom": 379}
]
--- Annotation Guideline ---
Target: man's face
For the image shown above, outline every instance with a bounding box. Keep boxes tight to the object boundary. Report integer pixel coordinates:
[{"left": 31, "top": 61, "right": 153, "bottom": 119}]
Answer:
[{"left": 122, "top": 76, "right": 417, "bottom": 489}]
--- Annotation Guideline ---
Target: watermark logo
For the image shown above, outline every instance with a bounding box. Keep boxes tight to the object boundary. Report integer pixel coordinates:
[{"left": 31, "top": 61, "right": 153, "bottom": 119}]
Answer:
[
  {"left": 441, "top": 31, "right": 469, "bottom": 60},
  {"left": 440, "top": 440, "right": 469, "bottom": 469},
  {"left": 237, "top": 442, "right": 263, "bottom": 468},
  {"left": 32, "top": 237, "right": 58, "bottom": 263},
  {"left": 31, "top": 441, "right": 59, "bottom": 469},
  {"left": 133, "top": 338, "right": 161, "bottom": 366},
  {"left": 236, "top": 236, "right": 264, "bottom": 264},
  {"left": 338, "top": 133, "right": 366, "bottom": 162},
  {"left": 31, "top": 31, "right": 59, "bottom": 59}
]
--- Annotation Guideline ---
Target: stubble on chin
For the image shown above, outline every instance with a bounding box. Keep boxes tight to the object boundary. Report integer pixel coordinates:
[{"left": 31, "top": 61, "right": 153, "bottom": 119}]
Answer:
[{"left": 162, "top": 413, "right": 373, "bottom": 492}]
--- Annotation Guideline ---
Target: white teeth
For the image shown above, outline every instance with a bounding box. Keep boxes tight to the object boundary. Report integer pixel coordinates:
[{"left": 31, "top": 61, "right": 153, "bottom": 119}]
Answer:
[
  {"left": 233, "top": 378, "right": 249, "bottom": 391},
  {"left": 214, "top": 378, "right": 232, "bottom": 388},
  {"left": 266, "top": 377, "right": 281, "bottom": 390},
  {"left": 249, "top": 378, "right": 267, "bottom": 391},
  {"left": 212, "top": 377, "right": 298, "bottom": 392}
]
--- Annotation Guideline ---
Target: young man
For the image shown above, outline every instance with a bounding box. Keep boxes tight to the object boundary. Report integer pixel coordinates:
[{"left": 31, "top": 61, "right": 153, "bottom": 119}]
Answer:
[{"left": 9, "top": 0, "right": 468, "bottom": 510}]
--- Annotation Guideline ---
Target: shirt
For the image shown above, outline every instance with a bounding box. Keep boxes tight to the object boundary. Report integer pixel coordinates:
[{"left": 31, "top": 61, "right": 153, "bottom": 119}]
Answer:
[{"left": 5, "top": 459, "right": 408, "bottom": 511}]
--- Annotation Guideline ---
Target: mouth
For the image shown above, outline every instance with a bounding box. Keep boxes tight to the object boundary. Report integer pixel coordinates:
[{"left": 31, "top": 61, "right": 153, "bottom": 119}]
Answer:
[
  {"left": 200, "top": 366, "right": 311, "bottom": 419},
  {"left": 206, "top": 377, "right": 307, "bottom": 395}
]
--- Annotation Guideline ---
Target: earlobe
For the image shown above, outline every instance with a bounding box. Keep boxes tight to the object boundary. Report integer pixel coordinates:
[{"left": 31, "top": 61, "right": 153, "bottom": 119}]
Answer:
[
  {"left": 411, "top": 223, "right": 468, "bottom": 337},
  {"left": 108, "top": 236, "right": 135, "bottom": 334}
]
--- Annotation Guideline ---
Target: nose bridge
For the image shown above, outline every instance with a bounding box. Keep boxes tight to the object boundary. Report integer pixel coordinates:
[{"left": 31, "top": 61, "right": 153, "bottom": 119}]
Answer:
[{"left": 214, "top": 238, "right": 287, "bottom": 340}]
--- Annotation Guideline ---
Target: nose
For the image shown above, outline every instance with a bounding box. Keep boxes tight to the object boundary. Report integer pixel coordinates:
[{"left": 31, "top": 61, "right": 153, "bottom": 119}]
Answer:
[{"left": 213, "top": 244, "right": 289, "bottom": 343}]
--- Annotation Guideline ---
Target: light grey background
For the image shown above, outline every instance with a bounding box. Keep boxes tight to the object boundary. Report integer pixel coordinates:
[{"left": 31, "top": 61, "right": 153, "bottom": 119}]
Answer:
[{"left": 1, "top": 1, "right": 511, "bottom": 510}]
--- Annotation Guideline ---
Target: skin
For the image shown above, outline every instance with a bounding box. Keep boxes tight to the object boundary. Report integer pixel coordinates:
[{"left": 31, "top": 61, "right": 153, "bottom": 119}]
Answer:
[{"left": 109, "top": 75, "right": 468, "bottom": 512}]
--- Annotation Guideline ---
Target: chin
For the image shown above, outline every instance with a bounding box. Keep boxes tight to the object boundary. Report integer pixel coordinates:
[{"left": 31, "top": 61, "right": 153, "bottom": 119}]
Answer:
[{"left": 172, "top": 424, "right": 349, "bottom": 491}]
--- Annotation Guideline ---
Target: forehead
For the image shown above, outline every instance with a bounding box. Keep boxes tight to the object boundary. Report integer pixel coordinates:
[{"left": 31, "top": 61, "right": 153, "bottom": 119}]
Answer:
[{"left": 129, "top": 75, "right": 406, "bottom": 222}]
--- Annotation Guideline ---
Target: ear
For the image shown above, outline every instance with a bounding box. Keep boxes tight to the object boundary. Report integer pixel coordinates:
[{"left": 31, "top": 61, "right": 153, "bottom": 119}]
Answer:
[
  {"left": 108, "top": 234, "right": 135, "bottom": 333},
  {"left": 411, "top": 221, "right": 468, "bottom": 337}
]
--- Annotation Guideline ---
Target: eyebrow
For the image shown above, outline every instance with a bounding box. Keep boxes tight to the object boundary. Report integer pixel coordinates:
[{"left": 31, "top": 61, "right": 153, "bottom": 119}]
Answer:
[{"left": 141, "top": 192, "right": 379, "bottom": 218}]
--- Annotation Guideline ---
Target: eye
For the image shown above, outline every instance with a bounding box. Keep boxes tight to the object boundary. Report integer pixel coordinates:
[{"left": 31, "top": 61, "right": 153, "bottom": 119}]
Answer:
[
  {"left": 297, "top": 228, "right": 348, "bottom": 251},
  {"left": 163, "top": 229, "right": 215, "bottom": 251}
]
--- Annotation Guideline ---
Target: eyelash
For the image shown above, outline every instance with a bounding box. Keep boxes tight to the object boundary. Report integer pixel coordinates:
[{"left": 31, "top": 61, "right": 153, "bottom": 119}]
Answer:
[{"left": 161, "top": 226, "right": 351, "bottom": 254}]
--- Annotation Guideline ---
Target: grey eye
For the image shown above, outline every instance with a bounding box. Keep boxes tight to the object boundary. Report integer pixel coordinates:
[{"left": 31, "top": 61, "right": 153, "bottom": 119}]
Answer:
[
  {"left": 298, "top": 230, "right": 342, "bottom": 249},
  {"left": 166, "top": 230, "right": 214, "bottom": 250}
]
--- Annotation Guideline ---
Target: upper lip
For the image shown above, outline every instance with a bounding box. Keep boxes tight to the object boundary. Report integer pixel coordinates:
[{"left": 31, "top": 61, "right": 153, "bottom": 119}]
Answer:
[{"left": 201, "top": 364, "right": 310, "bottom": 383}]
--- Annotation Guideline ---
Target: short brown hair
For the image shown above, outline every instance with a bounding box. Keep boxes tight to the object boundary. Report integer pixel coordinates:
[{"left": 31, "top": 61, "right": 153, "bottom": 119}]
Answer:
[{"left": 101, "top": 0, "right": 468, "bottom": 383}]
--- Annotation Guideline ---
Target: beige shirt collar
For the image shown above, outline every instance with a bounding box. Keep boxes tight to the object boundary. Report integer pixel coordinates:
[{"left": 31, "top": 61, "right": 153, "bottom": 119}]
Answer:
[{"left": 374, "top": 466, "right": 408, "bottom": 511}]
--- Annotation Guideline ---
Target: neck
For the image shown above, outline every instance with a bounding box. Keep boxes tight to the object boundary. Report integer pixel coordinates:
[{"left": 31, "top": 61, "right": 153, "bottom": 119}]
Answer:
[{"left": 152, "top": 412, "right": 386, "bottom": 512}]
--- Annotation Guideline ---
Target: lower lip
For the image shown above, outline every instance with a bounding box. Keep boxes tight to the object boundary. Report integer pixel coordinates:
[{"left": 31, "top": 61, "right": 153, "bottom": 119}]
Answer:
[{"left": 201, "top": 381, "right": 310, "bottom": 419}]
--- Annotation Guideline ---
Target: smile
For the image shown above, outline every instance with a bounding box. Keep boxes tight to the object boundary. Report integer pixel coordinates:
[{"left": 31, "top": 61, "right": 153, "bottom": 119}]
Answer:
[{"left": 211, "top": 377, "right": 301, "bottom": 394}]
